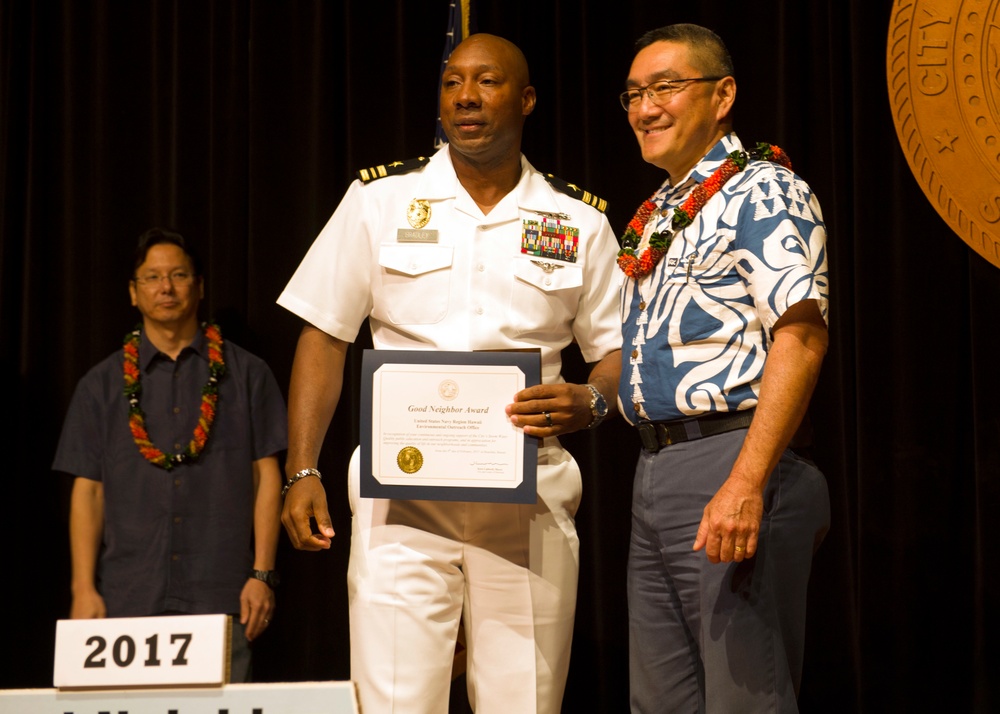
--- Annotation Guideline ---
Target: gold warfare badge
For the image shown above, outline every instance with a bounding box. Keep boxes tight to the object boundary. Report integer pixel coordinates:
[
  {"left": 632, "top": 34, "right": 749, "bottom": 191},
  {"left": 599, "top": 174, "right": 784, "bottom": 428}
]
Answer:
[
  {"left": 888, "top": 0, "right": 1000, "bottom": 269},
  {"left": 397, "top": 446, "right": 424, "bottom": 474}
]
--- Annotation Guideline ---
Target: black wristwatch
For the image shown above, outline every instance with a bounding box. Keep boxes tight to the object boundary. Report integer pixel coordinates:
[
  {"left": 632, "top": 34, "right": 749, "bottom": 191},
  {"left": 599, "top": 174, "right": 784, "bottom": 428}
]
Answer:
[
  {"left": 251, "top": 569, "right": 280, "bottom": 589},
  {"left": 584, "top": 384, "right": 608, "bottom": 429}
]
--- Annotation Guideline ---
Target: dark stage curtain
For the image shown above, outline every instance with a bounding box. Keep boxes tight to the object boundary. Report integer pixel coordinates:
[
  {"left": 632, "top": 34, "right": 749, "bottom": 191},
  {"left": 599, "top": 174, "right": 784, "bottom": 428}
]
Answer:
[{"left": 2, "top": 1, "right": 997, "bottom": 711}]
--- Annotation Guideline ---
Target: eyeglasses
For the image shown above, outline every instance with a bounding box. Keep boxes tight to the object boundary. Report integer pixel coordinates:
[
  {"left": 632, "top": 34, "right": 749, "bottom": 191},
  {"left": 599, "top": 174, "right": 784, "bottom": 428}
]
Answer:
[
  {"left": 133, "top": 271, "right": 196, "bottom": 288},
  {"left": 619, "top": 77, "right": 724, "bottom": 111}
]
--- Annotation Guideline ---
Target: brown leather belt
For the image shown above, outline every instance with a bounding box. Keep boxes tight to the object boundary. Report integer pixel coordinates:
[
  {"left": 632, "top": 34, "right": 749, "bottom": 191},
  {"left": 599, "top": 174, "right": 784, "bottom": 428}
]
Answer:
[{"left": 636, "top": 408, "right": 755, "bottom": 453}]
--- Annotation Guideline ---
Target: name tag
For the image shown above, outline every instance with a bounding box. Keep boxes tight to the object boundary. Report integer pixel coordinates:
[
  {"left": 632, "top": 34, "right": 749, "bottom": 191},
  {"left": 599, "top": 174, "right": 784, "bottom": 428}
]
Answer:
[
  {"left": 53, "top": 614, "right": 230, "bottom": 689},
  {"left": 397, "top": 229, "right": 439, "bottom": 243}
]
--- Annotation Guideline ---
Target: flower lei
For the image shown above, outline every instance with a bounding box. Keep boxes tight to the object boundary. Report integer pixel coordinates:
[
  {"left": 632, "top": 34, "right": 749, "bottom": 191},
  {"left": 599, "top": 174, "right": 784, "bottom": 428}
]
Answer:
[
  {"left": 123, "top": 322, "right": 226, "bottom": 470},
  {"left": 617, "top": 142, "right": 793, "bottom": 279}
]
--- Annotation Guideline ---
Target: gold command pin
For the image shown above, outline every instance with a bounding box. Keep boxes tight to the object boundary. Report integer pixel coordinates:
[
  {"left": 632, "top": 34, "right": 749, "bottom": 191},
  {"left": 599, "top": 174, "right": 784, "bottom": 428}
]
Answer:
[{"left": 407, "top": 199, "right": 431, "bottom": 229}]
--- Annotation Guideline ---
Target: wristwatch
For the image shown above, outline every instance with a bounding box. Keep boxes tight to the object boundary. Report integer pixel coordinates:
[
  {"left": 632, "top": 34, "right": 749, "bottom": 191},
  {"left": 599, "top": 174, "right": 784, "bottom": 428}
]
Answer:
[
  {"left": 584, "top": 384, "right": 608, "bottom": 429},
  {"left": 251, "top": 569, "right": 280, "bottom": 589}
]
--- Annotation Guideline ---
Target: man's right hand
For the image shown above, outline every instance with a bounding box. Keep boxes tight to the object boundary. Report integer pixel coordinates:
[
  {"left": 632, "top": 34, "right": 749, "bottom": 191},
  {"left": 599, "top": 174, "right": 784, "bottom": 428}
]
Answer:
[
  {"left": 281, "top": 475, "right": 335, "bottom": 550},
  {"left": 70, "top": 588, "right": 107, "bottom": 619}
]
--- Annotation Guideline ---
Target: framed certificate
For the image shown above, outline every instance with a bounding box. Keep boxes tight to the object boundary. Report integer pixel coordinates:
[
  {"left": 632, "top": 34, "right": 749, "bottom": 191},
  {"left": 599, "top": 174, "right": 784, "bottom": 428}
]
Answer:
[{"left": 360, "top": 349, "right": 541, "bottom": 503}]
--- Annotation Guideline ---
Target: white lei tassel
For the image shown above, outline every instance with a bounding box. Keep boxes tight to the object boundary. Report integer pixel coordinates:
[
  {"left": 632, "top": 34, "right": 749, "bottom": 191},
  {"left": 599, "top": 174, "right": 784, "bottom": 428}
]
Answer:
[
  {"left": 627, "top": 186, "right": 671, "bottom": 424},
  {"left": 630, "top": 300, "right": 650, "bottom": 420}
]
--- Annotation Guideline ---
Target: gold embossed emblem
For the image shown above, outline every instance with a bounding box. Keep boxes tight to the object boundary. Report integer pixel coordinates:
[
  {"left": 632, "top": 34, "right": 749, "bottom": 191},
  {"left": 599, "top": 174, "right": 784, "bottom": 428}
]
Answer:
[
  {"left": 407, "top": 199, "right": 431, "bottom": 229},
  {"left": 887, "top": 0, "right": 1000, "bottom": 269},
  {"left": 397, "top": 446, "right": 423, "bottom": 474},
  {"left": 439, "top": 379, "right": 459, "bottom": 400}
]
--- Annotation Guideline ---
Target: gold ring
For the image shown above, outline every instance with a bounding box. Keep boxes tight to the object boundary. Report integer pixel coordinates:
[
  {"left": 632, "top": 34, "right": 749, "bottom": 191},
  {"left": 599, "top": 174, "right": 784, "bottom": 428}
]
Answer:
[{"left": 734, "top": 545, "right": 744, "bottom": 552}]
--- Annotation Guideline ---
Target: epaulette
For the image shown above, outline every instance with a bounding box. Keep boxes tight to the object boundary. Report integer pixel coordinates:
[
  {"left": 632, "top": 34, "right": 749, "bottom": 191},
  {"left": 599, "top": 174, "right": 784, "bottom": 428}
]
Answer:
[
  {"left": 357, "top": 156, "right": 430, "bottom": 184},
  {"left": 543, "top": 173, "right": 608, "bottom": 213}
]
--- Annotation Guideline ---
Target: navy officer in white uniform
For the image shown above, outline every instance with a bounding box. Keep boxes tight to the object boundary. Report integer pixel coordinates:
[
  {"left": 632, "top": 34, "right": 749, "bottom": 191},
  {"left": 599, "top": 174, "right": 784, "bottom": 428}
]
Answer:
[{"left": 277, "top": 34, "right": 622, "bottom": 714}]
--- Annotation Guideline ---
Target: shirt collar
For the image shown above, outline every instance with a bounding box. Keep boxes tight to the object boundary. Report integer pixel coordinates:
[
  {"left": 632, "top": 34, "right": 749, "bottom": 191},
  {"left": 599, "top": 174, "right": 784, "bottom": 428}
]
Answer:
[
  {"left": 421, "top": 145, "right": 548, "bottom": 223},
  {"left": 138, "top": 326, "right": 206, "bottom": 371},
  {"left": 416, "top": 145, "right": 463, "bottom": 200},
  {"left": 663, "top": 132, "right": 744, "bottom": 198},
  {"left": 514, "top": 155, "right": 567, "bottom": 215}
]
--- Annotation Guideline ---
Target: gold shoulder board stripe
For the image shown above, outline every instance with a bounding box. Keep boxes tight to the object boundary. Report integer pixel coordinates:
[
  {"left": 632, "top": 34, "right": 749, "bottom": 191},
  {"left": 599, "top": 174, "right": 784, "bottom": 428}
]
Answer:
[
  {"left": 357, "top": 156, "right": 430, "bottom": 184},
  {"left": 543, "top": 173, "right": 607, "bottom": 213}
]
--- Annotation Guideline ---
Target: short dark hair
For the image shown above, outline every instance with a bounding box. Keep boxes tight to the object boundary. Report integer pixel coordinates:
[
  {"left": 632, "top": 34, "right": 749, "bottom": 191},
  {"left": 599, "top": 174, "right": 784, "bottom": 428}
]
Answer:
[
  {"left": 634, "top": 24, "right": 734, "bottom": 79},
  {"left": 132, "top": 227, "right": 202, "bottom": 279}
]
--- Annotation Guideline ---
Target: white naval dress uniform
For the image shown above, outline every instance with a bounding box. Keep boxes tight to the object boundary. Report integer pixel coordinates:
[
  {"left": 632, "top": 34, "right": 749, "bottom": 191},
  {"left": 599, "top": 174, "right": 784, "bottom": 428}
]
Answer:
[{"left": 278, "top": 145, "right": 621, "bottom": 714}]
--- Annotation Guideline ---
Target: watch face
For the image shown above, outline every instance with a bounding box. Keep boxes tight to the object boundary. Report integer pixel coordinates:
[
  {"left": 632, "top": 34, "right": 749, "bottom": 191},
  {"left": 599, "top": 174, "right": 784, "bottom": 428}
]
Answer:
[
  {"left": 589, "top": 386, "right": 608, "bottom": 417},
  {"left": 596, "top": 395, "right": 608, "bottom": 417}
]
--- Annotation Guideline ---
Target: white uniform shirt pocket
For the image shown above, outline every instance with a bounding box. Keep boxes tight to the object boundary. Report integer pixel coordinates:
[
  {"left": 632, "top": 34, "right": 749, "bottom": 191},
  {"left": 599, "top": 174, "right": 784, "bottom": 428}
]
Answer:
[
  {"left": 508, "top": 257, "right": 583, "bottom": 339},
  {"left": 377, "top": 244, "right": 454, "bottom": 325}
]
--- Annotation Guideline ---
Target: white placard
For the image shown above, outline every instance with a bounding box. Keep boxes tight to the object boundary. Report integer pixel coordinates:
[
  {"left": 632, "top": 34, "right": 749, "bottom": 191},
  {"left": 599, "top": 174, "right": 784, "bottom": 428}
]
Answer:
[
  {"left": 53, "top": 614, "right": 229, "bottom": 689},
  {"left": 0, "top": 681, "right": 359, "bottom": 714}
]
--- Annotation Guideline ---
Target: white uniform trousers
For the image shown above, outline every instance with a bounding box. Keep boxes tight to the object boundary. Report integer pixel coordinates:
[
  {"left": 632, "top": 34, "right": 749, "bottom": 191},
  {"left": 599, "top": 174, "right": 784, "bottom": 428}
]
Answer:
[{"left": 347, "top": 439, "right": 581, "bottom": 714}]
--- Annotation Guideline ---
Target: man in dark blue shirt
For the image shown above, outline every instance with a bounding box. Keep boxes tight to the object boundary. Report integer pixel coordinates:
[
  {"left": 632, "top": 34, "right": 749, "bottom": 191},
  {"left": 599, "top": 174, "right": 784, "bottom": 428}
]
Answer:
[{"left": 53, "top": 228, "right": 287, "bottom": 682}]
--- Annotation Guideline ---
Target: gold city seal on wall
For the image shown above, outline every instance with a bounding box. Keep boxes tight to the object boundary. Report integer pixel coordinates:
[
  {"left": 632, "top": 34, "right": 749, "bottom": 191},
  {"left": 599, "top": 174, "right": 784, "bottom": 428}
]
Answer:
[
  {"left": 397, "top": 446, "right": 424, "bottom": 474},
  {"left": 888, "top": 0, "right": 1000, "bottom": 269}
]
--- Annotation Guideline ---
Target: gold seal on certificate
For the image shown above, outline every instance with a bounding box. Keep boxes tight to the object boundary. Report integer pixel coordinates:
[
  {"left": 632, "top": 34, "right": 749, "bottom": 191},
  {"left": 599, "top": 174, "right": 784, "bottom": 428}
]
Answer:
[
  {"left": 397, "top": 446, "right": 424, "bottom": 474},
  {"left": 439, "top": 379, "right": 459, "bottom": 400},
  {"left": 406, "top": 198, "right": 431, "bottom": 229}
]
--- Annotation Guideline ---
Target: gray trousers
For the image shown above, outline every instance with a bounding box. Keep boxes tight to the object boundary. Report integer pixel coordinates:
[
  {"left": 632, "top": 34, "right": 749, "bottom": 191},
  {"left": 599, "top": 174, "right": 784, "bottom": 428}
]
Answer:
[
  {"left": 627, "top": 429, "right": 830, "bottom": 713},
  {"left": 229, "top": 616, "right": 252, "bottom": 683}
]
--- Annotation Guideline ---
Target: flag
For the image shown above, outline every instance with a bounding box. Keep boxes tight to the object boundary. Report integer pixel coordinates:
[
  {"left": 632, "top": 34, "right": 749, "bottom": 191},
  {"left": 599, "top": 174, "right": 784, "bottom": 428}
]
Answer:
[{"left": 434, "top": 0, "right": 476, "bottom": 148}]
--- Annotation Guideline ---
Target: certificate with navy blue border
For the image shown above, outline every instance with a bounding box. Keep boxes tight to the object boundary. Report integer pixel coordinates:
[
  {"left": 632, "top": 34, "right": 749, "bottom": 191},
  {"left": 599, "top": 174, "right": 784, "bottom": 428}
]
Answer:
[{"left": 360, "top": 349, "right": 540, "bottom": 503}]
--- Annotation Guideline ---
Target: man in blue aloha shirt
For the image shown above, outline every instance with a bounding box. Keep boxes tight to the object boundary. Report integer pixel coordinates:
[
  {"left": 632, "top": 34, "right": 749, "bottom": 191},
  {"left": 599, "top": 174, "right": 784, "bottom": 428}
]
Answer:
[{"left": 617, "top": 23, "right": 830, "bottom": 713}]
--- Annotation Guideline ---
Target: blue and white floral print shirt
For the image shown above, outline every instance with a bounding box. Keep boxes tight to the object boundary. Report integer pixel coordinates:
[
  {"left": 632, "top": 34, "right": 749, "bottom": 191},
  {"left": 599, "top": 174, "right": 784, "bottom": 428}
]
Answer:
[{"left": 619, "top": 133, "right": 829, "bottom": 424}]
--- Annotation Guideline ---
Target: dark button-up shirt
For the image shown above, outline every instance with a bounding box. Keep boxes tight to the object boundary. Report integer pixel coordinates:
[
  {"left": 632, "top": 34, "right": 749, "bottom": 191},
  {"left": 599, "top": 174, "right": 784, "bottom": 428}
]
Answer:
[{"left": 53, "top": 329, "right": 286, "bottom": 617}]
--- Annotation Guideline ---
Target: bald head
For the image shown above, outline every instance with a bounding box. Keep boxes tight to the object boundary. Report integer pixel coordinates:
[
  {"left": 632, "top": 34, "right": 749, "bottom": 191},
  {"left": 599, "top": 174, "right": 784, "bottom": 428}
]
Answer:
[{"left": 447, "top": 34, "right": 531, "bottom": 91}]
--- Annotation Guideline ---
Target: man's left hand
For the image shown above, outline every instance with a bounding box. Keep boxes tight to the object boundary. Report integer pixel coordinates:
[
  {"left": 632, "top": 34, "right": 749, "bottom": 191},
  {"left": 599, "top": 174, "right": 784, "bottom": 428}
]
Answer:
[
  {"left": 240, "top": 577, "right": 275, "bottom": 641},
  {"left": 693, "top": 476, "right": 765, "bottom": 564},
  {"left": 506, "top": 383, "right": 593, "bottom": 437}
]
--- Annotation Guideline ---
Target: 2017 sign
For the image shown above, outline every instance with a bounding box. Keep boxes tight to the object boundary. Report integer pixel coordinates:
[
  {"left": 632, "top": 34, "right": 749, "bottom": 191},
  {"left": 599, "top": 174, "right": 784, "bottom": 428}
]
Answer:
[{"left": 54, "top": 614, "right": 229, "bottom": 688}]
